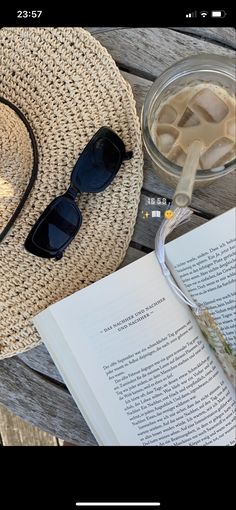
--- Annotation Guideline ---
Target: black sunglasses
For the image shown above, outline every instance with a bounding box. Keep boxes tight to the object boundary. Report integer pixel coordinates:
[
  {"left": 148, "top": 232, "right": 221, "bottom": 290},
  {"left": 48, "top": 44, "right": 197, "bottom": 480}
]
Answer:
[{"left": 25, "top": 127, "right": 132, "bottom": 260}]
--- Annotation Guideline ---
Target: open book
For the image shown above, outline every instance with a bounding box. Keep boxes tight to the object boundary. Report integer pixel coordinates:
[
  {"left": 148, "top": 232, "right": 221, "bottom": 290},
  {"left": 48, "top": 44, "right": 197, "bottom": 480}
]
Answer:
[{"left": 34, "top": 208, "right": 236, "bottom": 446}]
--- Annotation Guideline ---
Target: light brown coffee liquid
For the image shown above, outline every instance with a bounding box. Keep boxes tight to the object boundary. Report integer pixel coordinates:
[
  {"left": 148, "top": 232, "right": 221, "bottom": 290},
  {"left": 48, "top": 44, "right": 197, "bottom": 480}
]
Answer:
[{"left": 153, "top": 83, "right": 236, "bottom": 170}]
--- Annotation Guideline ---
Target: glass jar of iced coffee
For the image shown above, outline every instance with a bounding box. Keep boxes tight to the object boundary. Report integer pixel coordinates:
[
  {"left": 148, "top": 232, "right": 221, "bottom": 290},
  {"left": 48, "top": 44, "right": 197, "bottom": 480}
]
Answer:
[{"left": 141, "top": 54, "right": 236, "bottom": 188}]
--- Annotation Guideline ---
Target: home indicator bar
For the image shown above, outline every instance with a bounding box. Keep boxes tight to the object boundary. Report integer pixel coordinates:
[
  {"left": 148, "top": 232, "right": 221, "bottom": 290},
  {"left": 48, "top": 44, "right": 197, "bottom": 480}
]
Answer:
[{"left": 76, "top": 504, "right": 161, "bottom": 507}]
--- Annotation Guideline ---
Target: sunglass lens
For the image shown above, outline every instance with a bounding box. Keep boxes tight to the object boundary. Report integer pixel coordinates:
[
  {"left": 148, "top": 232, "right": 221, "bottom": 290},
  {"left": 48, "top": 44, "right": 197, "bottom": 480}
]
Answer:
[
  {"left": 93, "top": 137, "right": 120, "bottom": 169},
  {"left": 25, "top": 196, "right": 82, "bottom": 257},
  {"left": 72, "top": 136, "right": 122, "bottom": 193}
]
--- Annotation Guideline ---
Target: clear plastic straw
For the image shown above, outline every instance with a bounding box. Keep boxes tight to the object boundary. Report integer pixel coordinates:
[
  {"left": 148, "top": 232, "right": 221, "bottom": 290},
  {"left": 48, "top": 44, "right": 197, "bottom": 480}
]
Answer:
[{"left": 173, "top": 140, "right": 203, "bottom": 207}]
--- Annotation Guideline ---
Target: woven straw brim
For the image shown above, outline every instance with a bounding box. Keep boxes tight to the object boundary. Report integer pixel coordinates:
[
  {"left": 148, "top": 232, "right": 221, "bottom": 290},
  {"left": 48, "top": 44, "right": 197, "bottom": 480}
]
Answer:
[
  {"left": 0, "top": 27, "right": 143, "bottom": 359},
  {"left": 0, "top": 102, "right": 34, "bottom": 232}
]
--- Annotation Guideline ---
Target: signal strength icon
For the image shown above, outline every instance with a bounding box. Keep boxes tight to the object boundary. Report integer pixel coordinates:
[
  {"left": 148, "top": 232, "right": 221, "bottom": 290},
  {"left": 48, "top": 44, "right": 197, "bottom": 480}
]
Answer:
[
  {"left": 186, "top": 11, "right": 197, "bottom": 18},
  {"left": 200, "top": 11, "right": 208, "bottom": 17}
]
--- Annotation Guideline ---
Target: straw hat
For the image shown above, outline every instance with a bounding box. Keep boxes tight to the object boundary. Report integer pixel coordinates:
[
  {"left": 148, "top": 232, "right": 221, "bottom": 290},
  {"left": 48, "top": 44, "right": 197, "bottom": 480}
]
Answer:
[{"left": 0, "top": 27, "right": 143, "bottom": 359}]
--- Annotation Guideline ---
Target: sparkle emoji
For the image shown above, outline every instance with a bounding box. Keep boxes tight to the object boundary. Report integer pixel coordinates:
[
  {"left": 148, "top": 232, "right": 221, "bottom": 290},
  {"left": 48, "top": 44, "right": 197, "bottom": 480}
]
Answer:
[
  {"left": 164, "top": 209, "right": 174, "bottom": 220},
  {"left": 142, "top": 210, "right": 150, "bottom": 219}
]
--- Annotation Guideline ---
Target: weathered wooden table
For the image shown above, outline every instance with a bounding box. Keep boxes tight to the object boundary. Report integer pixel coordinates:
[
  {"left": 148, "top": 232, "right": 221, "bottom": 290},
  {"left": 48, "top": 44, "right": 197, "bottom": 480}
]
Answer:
[{"left": 1, "top": 27, "right": 235, "bottom": 445}]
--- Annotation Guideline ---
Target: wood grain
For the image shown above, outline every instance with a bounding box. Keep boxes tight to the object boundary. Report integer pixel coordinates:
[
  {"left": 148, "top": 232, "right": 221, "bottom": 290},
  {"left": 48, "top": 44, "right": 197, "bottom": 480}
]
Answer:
[
  {"left": 173, "top": 27, "right": 236, "bottom": 49},
  {"left": 0, "top": 404, "right": 59, "bottom": 446},
  {"left": 87, "top": 28, "right": 236, "bottom": 49},
  {"left": 86, "top": 28, "right": 235, "bottom": 80},
  {"left": 84, "top": 27, "right": 123, "bottom": 34},
  {"left": 19, "top": 344, "right": 64, "bottom": 384},
  {"left": 0, "top": 357, "right": 97, "bottom": 445}
]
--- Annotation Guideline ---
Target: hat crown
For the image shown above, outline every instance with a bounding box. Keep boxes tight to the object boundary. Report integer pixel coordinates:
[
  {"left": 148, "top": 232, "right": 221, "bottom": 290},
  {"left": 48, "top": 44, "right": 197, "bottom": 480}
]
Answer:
[{"left": 0, "top": 102, "right": 33, "bottom": 232}]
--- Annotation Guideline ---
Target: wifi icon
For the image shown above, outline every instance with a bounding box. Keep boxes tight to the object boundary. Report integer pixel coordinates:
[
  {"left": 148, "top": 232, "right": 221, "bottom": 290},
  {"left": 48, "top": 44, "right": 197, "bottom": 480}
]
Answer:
[{"left": 200, "top": 11, "right": 208, "bottom": 17}]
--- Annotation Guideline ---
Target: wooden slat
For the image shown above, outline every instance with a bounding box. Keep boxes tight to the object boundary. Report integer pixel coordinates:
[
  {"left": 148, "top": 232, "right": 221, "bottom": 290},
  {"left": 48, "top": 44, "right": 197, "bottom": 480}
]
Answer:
[
  {"left": 87, "top": 27, "right": 236, "bottom": 49},
  {"left": 84, "top": 27, "right": 123, "bottom": 34},
  {"left": 0, "top": 357, "right": 97, "bottom": 445},
  {"left": 172, "top": 27, "right": 236, "bottom": 49},
  {"left": 86, "top": 28, "right": 235, "bottom": 80},
  {"left": 121, "top": 70, "right": 149, "bottom": 117},
  {"left": 86, "top": 27, "right": 236, "bottom": 49},
  {"left": 121, "top": 70, "right": 236, "bottom": 216},
  {"left": 0, "top": 404, "right": 58, "bottom": 446},
  {"left": 19, "top": 344, "right": 64, "bottom": 384}
]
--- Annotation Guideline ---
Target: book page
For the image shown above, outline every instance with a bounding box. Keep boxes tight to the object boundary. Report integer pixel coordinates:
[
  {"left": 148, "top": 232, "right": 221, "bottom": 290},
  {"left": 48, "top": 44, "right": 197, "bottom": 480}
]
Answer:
[
  {"left": 35, "top": 251, "right": 235, "bottom": 446},
  {"left": 33, "top": 309, "right": 119, "bottom": 446},
  {"left": 166, "top": 208, "right": 236, "bottom": 353}
]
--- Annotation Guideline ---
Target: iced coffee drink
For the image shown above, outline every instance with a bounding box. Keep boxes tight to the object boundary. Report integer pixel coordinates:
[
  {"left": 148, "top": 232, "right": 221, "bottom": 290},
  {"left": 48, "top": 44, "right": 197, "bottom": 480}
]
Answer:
[
  {"left": 153, "top": 83, "right": 236, "bottom": 171},
  {"left": 142, "top": 55, "right": 236, "bottom": 188}
]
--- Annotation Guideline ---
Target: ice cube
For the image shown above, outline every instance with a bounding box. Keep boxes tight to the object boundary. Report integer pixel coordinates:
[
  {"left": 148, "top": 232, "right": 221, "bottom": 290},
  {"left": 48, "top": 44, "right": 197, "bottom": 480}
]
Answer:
[
  {"left": 190, "top": 89, "right": 229, "bottom": 122},
  {"left": 168, "top": 146, "right": 187, "bottom": 166},
  {"left": 200, "top": 137, "right": 235, "bottom": 169},
  {"left": 156, "top": 126, "right": 179, "bottom": 153},
  {"left": 158, "top": 104, "right": 177, "bottom": 124},
  {"left": 227, "top": 118, "right": 236, "bottom": 141},
  {"left": 178, "top": 107, "right": 200, "bottom": 127}
]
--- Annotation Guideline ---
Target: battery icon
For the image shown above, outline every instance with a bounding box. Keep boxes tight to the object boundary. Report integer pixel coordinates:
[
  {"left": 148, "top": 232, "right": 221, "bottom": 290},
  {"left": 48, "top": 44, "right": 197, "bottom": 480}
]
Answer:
[{"left": 211, "top": 10, "right": 227, "bottom": 18}]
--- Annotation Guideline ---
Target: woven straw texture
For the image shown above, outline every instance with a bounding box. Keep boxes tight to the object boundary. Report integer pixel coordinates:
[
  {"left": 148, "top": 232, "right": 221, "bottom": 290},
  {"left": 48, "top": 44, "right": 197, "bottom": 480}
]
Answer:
[
  {"left": 0, "top": 103, "right": 33, "bottom": 231},
  {"left": 0, "top": 27, "right": 143, "bottom": 359}
]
